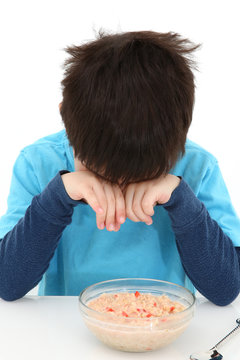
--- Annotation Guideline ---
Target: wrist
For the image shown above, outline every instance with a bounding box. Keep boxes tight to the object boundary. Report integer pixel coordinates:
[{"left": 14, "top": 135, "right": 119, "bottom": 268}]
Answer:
[
  {"left": 34, "top": 172, "right": 80, "bottom": 226},
  {"left": 168, "top": 174, "right": 181, "bottom": 195},
  {"left": 60, "top": 171, "right": 83, "bottom": 204},
  {"left": 159, "top": 174, "right": 181, "bottom": 204}
]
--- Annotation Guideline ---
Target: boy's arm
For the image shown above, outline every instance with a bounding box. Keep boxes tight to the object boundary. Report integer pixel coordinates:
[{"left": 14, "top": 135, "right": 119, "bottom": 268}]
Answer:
[
  {"left": 0, "top": 171, "right": 80, "bottom": 301},
  {"left": 163, "top": 179, "right": 240, "bottom": 305},
  {"left": 125, "top": 172, "right": 240, "bottom": 305},
  {"left": 0, "top": 166, "right": 126, "bottom": 301}
]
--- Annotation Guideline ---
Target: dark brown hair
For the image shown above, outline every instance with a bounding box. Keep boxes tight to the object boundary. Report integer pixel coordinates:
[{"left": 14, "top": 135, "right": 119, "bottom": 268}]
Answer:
[{"left": 60, "top": 30, "right": 200, "bottom": 185}]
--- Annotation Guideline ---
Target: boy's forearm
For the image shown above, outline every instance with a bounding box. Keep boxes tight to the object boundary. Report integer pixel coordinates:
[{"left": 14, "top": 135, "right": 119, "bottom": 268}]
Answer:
[
  {"left": 0, "top": 171, "right": 79, "bottom": 301},
  {"left": 163, "top": 179, "right": 240, "bottom": 305}
]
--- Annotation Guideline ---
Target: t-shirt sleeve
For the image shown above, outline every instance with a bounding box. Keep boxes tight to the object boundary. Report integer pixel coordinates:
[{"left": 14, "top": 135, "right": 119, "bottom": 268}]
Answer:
[
  {"left": 0, "top": 150, "right": 40, "bottom": 238},
  {"left": 197, "top": 160, "right": 240, "bottom": 247}
]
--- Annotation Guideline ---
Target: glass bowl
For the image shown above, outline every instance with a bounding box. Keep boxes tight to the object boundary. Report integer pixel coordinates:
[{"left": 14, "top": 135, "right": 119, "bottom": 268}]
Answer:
[{"left": 78, "top": 278, "right": 195, "bottom": 352}]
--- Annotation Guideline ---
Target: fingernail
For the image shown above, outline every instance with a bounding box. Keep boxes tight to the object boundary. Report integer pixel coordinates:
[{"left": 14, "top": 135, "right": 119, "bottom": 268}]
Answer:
[
  {"left": 146, "top": 220, "right": 153, "bottom": 225},
  {"left": 98, "top": 207, "right": 103, "bottom": 214},
  {"left": 119, "top": 216, "right": 125, "bottom": 224},
  {"left": 99, "top": 223, "right": 104, "bottom": 230},
  {"left": 109, "top": 224, "right": 115, "bottom": 231}
]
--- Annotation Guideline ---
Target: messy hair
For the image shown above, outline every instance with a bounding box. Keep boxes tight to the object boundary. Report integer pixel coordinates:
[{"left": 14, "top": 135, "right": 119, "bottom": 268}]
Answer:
[{"left": 60, "top": 30, "right": 200, "bottom": 185}]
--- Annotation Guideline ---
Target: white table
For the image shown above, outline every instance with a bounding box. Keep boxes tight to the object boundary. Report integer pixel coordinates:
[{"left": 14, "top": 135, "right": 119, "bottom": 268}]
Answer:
[{"left": 0, "top": 295, "right": 240, "bottom": 360}]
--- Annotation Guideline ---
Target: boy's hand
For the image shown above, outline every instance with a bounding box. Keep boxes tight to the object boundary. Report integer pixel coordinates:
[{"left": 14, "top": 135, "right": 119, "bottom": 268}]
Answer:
[
  {"left": 61, "top": 171, "right": 125, "bottom": 231},
  {"left": 125, "top": 174, "right": 180, "bottom": 225}
]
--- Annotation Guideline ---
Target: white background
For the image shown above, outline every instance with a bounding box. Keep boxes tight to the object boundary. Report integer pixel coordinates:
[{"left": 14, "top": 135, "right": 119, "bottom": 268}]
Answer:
[{"left": 0, "top": 0, "right": 239, "bottom": 216}]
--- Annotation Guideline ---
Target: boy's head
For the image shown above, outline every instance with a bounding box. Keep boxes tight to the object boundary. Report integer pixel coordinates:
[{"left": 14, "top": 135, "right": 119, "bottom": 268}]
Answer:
[{"left": 60, "top": 30, "right": 200, "bottom": 185}]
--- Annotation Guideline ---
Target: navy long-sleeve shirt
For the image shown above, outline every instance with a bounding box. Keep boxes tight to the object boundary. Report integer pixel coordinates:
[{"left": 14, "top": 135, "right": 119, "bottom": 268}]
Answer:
[{"left": 0, "top": 172, "right": 239, "bottom": 304}]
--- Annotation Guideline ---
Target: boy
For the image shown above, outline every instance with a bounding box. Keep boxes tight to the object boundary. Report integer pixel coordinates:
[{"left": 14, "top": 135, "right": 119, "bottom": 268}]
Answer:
[{"left": 0, "top": 30, "right": 240, "bottom": 304}]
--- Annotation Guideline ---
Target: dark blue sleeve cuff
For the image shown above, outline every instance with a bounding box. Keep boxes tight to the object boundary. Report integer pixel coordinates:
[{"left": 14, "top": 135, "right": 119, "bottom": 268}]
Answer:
[{"left": 163, "top": 178, "right": 205, "bottom": 232}]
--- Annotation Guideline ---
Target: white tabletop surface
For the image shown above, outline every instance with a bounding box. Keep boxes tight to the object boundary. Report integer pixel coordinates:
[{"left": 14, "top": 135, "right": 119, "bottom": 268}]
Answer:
[{"left": 0, "top": 294, "right": 240, "bottom": 360}]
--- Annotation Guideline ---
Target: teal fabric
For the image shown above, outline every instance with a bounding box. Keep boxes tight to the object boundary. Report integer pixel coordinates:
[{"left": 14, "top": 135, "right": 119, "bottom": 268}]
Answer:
[{"left": 1, "top": 130, "right": 240, "bottom": 296}]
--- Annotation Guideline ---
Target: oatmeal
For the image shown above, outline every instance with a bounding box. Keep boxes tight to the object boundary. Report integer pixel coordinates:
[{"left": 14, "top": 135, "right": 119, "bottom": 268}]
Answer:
[{"left": 88, "top": 291, "right": 185, "bottom": 318}]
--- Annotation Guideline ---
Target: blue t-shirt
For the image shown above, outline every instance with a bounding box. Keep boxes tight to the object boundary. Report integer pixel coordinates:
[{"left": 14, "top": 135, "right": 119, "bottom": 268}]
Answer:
[{"left": 0, "top": 130, "right": 240, "bottom": 296}]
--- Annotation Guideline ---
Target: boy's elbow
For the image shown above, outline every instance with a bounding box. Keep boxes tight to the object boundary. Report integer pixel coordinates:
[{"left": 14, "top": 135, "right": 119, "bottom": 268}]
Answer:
[
  {"left": 0, "top": 290, "right": 25, "bottom": 302},
  {"left": 211, "top": 284, "right": 240, "bottom": 307},
  {"left": 0, "top": 278, "right": 27, "bottom": 302}
]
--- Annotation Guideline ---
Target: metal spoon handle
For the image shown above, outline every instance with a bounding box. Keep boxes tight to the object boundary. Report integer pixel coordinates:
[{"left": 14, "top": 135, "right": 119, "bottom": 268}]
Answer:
[{"left": 210, "top": 318, "right": 240, "bottom": 351}]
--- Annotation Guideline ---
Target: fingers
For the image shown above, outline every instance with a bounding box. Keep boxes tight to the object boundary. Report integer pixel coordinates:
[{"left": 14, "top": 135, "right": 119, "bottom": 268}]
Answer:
[
  {"left": 125, "top": 184, "right": 141, "bottom": 222},
  {"left": 132, "top": 186, "right": 153, "bottom": 224},
  {"left": 112, "top": 185, "right": 126, "bottom": 226},
  {"left": 90, "top": 179, "right": 108, "bottom": 230},
  {"left": 141, "top": 192, "right": 155, "bottom": 218},
  {"left": 101, "top": 183, "right": 125, "bottom": 231},
  {"left": 88, "top": 174, "right": 169, "bottom": 230},
  {"left": 86, "top": 176, "right": 125, "bottom": 232},
  {"left": 92, "top": 179, "right": 157, "bottom": 229},
  {"left": 125, "top": 184, "right": 153, "bottom": 224},
  {"left": 76, "top": 170, "right": 156, "bottom": 230},
  {"left": 84, "top": 187, "right": 105, "bottom": 216},
  {"left": 82, "top": 175, "right": 155, "bottom": 229},
  {"left": 103, "top": 183, "right": 116, "bottom": 231},
  {"left": 62, "top": 171, "right": 124, "bottom": 231}
]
